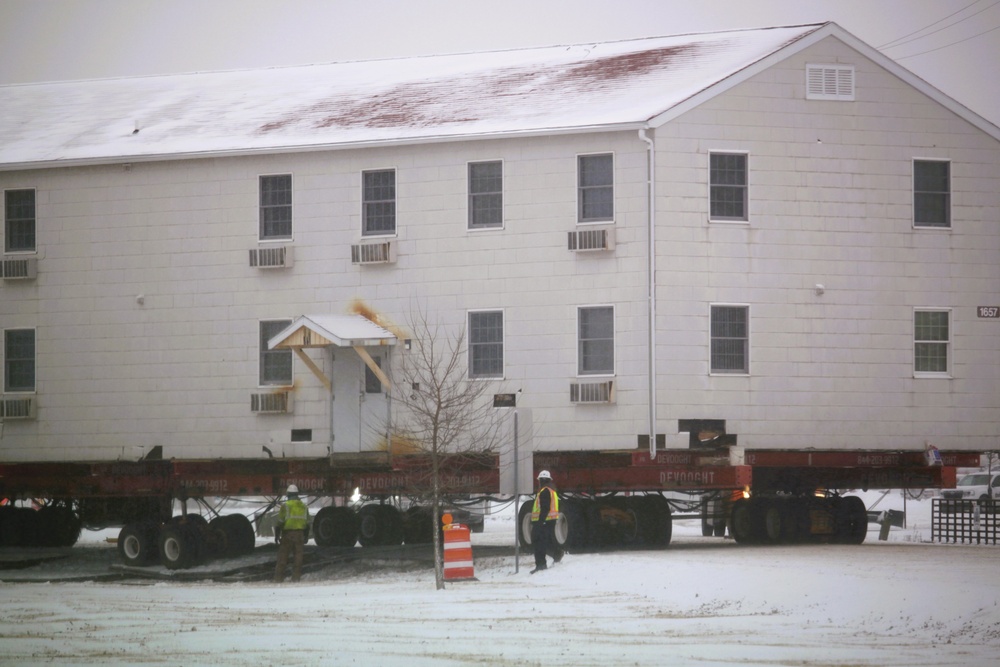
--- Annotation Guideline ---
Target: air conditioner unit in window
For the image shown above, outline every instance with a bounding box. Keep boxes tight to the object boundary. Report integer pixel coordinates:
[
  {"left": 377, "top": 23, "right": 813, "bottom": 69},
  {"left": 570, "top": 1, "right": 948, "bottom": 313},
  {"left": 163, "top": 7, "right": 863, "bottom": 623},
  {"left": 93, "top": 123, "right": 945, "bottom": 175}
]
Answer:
[
  {"left": 351, "top": 240, "right": 396, "bottom": 265},
  {"left": 0, "top": 396, "right": 36, "bottom": 419},
  {"left": 568, "top": 228, "right": 614, "bottom": 252},
  {"left": 1, "top": 256, "right": 38, "bottom": 280},
  {"left": 250, "top": 392, "right": 293, "bottom": 414},
  {"left": 249, "top": 245, "right": 293, "bottom": 269},
  {"left": 570, "top": 380, "right": 614, "bottom": 404}
]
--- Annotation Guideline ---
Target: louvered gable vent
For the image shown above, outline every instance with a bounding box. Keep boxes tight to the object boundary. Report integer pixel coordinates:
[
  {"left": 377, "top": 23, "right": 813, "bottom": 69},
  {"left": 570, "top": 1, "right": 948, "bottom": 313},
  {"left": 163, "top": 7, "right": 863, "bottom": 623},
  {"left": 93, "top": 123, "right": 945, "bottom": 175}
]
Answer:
[{"left": 806, "top": 64, "right": 854, "bottom": 101}]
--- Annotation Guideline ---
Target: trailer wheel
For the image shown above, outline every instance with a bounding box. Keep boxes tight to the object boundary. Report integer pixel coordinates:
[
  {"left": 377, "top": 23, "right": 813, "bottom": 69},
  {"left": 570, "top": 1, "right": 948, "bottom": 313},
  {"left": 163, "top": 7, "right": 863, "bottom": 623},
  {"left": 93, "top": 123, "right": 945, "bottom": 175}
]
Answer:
[
  {"left": 159, "top": 523, "right": 202, "bottom": 569},
  {"left": 638, "top": 495, "right": 673, "bottom": 548},
  {"left": 314, "top": 507, "right": 358, "bottom": 548},
  {"left": 517, "top": 500, "right": 533, "bottom": 547},
  {"left": 41, "top": 506, "right": 82, "bottom": 547},
  {"left": 401, "top": 507, "right": 434, "bottom": 545},
  {"left": 0, "top": 506, "right": 25, "bottom": 547},
  {"left": 220, "top": 514, "right": 256, "bottom": 556},
  {"left": 559, "top": 499, "right": 588, "bottom": 553},
  {"left": 118, "top": 521, "right": 159, "bottom": 566},
  {"left": 357, "top": 505, "right": 403, "bottom": 547},
  {"left": 730, "top": 498, "right": 764, "bottom": 544},
  {"left": 835, "top": 496, "right": 868, "bottom": 545}
]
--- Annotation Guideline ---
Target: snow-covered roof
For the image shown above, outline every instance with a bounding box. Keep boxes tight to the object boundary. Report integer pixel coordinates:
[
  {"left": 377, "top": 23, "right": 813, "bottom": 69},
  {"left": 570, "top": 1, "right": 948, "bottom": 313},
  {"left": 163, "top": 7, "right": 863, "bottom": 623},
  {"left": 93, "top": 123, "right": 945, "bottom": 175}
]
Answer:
[
  {"left": 269, "top": 314, "right": 397, "bottom": 350},
  {"left": 2, "top": 22, "right": 996, "bottom": 171},
  {"left": 0, "top": 24, "right": 827, "bottom": 169}
]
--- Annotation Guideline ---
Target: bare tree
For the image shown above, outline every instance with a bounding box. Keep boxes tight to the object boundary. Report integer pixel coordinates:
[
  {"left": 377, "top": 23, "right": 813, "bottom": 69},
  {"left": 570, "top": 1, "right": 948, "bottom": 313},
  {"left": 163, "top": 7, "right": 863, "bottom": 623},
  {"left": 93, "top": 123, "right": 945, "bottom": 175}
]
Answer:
[{"left": 388, "top": 309, "right": 507, "bottom": 589}]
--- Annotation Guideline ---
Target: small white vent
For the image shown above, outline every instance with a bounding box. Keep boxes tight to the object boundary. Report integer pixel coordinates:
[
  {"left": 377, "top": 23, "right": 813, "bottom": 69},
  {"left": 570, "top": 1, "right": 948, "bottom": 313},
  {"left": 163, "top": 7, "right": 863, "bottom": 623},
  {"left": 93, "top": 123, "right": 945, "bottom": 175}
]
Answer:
[
  {"left": 0, "top": 396, "right": 36, "bottom": 419},
  {"left": 570, "top": 380, "right": 614, "bottom": 404},
  {"left": 568, "top": 228, "right": 615, "bottom": 252},
  {"left": 351, "top": 240, "right": 396, "bottom": 265},
  {"left": 806, "top": 64, "right": 854, "bottom": 101},
  {"left": 249, "top": 245, "right": 293, "bottom": 269},
  {"left": 2, "top": 257, "right": 37, "bottom": 280},
  {"left": 251, "top": 392, "right": 293, "bottom": 414}
]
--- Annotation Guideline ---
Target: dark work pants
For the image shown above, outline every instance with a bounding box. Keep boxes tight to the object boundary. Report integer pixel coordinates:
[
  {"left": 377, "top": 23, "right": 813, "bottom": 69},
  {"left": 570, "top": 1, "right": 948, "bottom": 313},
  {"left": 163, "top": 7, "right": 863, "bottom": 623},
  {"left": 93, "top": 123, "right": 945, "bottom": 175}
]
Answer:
[
  {"left": 531, "top": 520, "right": 554, "bottom": 569},
  {"left": 274, "top": 529, "right": 305, "bottom": 582}
]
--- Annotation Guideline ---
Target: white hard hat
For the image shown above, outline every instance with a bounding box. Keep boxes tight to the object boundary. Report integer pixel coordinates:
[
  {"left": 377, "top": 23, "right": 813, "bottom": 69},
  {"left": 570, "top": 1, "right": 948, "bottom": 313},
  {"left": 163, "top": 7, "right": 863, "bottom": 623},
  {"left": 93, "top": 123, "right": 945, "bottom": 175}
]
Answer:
[
  {"left": 286, "top": 484, "right": 299, "bottom": 494},
  {"left": 537, "top": 470, "right": 551, "bottom": 480}
]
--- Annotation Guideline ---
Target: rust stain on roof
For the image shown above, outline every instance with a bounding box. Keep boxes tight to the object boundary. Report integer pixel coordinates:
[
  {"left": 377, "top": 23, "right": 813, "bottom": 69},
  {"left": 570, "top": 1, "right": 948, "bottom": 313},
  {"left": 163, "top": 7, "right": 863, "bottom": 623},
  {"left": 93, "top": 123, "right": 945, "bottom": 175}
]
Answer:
[{"left": 256, "top": 42, "right": 703, "bottom": 134}]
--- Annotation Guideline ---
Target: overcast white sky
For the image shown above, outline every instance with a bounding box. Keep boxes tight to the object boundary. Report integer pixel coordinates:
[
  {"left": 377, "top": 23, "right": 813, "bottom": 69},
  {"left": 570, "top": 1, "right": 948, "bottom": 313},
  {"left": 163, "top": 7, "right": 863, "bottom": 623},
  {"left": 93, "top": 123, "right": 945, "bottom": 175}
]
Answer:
[{"left": 0, "top": 0, "right": 997, "bottom": 127}]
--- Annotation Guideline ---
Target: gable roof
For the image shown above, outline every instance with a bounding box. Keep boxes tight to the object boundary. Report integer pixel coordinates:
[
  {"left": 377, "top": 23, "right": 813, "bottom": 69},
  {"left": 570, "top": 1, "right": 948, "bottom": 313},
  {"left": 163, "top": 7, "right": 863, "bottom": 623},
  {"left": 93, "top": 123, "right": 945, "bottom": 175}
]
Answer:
[
  {"left": 0, "top": 22, "right": 995, "bottom": 170},
  {"left": 269, "top": 315, "right": 397, "bottom": 350}
]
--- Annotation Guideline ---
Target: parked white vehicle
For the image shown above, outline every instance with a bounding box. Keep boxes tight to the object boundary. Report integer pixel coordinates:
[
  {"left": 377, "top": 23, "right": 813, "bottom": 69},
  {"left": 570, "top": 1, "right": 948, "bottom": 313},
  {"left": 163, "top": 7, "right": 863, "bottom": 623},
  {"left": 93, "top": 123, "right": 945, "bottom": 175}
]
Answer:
[{"left": 940, "top": 473, "right": 1000, "bottom": 502}]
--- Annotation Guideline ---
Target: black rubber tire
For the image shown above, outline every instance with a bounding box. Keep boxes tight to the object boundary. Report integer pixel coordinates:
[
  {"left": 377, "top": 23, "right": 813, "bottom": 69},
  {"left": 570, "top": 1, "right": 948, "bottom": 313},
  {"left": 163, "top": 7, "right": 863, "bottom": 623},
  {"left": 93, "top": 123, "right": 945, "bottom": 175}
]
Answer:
[
  {"left": 701, "top": 498, "right": 715, "bottom": 537},
  {"left": 730, "top": 498, "right": 764, "bottom": 544},
  {"left": 560, "top": 499, "right": 588, "bottom": 553},
  {"left": 159, "top": 522, "right": 202, "bottom": 569},
  {"left": 205, "top": 517, "right": 230, "bottom": 559},
  {"left": 517, "top": 500, "right": 533, "bottom": 547},
  {"left": 357, "top": 505, "right": 403, "bottom": 547},
  {"left": 402, "top": 507, "right": 434, "bottom": 545},
  {"left": 0, "top": 506, "right": 25, "bottom": 547},
  {"left": 638, "top": 495, "right": 673, "bottom": 548},
  {"left": 835, "top": 496, "right": 868, "bottom": 545},
  {"left": 46, "top": 506, "right": 82, "bottom": 547},
  {"left": 118, "top": 521, "right": 160, "bottom": 566},
  {"left": 314, "top": 507, "right": 359, "bottom": 548},
  {"left": 222, "top": 514, "right": 256, "bottom": 556}
]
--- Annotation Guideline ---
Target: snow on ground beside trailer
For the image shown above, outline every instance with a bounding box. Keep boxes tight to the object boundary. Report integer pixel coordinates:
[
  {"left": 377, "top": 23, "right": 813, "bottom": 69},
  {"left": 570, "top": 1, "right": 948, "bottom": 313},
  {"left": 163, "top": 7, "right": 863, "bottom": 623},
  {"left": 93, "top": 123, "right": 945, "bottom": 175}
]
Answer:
[{"left": 1, "top": 492, "right": 999, "bottom": 666}]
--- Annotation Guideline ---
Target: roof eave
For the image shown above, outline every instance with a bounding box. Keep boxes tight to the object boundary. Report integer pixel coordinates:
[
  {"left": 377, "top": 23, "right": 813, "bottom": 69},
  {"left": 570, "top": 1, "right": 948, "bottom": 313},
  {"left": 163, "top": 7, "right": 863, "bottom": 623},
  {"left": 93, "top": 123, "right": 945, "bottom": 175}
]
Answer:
[{"left": 0, "top": 122, "right": 649, "bottom": 172}]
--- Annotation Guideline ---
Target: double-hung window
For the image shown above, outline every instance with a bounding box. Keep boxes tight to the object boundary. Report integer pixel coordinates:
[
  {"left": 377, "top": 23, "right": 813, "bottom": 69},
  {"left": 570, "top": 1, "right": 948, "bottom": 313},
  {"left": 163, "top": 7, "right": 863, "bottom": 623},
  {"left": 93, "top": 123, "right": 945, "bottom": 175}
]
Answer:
[
  {"left": 914, "top": 160, "right": 950, "bottom": 228},
  {"left": 259, "top": 175, "right": 292, "bottom": 240},
  {"left": 5, "top": 189, "right": 36, "bottom": 252},
  {"left": 363, "top": 169, "right": 396, "bottom": 236},
  {"left": 710, "top": 153, "right": 748, "bottom": 221},
  {"left": 259, "top": 320, "right": 293, "bottom": 386},
  {"left": 468, "top": 161, "right": 503, "bottom": 229},
  {"left": 4, "top": 329, "right": 35, "bottom": 392},
  {"left": 578, "top": 154, "right": 613, "bottom": 222},
  {"left": 711, "top": 305, "right": 749, "bottom": 374},
  {"left": 469, "top": 311, "right": 503, "bottom": 379},
  {"left": 578, "top": 306, "right": 614, "bottom": 375},
  {"left": 914, "top": 310, "right": 949, "bottom": 375}
]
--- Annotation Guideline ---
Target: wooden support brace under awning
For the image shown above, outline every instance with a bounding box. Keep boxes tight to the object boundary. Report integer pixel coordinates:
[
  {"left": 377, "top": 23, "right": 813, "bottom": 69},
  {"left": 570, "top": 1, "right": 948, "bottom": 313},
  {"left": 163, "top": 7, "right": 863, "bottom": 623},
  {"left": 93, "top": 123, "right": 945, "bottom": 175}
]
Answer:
[
  {"left": 292, "top": 347, "right": 331, "bottom": 392},
  {"left": 354, "top": 345, "right": 391, "bottom": 392}
]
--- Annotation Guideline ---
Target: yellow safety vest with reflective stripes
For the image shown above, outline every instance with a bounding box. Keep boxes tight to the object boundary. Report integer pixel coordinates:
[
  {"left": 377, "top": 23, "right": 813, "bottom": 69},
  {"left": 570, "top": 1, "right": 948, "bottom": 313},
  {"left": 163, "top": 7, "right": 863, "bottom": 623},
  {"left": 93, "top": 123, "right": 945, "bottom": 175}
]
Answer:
[
  {"left": 279, "top": 498, "right": 309, "bottom": 530},
  {"left": 531, "top": 486, "right": 560, "bottom": 522}
]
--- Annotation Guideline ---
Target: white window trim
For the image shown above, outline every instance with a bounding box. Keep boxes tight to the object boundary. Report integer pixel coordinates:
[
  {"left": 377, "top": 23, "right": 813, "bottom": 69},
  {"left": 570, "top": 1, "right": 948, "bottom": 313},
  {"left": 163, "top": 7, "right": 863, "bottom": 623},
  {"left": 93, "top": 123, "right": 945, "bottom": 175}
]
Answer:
[
  {"left": 258, "top": 173, "right": 293, "bottom": 242},
  {"left": 913, "top": 308, "right": 952, "bottom": 378},
  {"left": 576, "top": 304, "right": 616, "bottom": 377},
  {"left": 709, "top": 303, "right": 751, "bottom": 376},
  {"left": 707, "top": 151, "right": 750, "bottom": 224},
  {"left": 467, "top": 308, "right": 506, "bottom": 380},
  {"left": 360, "top": 167, "right": 398, "bottom": 239},
  {"left": 576, "top": 152, "right": 616, "bottom": 225},
  {"left": 912, "top": 158, "right": 952, "bottom": 231},
  {"left": 806, "top": 64, "right": 855, "bottom": 101},
  {"left": 467, "top": 159, "right": 505, "bottom": 232}
]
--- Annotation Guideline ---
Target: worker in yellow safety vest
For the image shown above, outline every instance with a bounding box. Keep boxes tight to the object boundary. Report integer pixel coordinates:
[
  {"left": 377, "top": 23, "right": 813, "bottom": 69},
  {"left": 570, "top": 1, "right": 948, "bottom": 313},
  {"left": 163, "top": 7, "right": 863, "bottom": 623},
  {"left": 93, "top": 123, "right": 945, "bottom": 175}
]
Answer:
[
  {"left": 273, "top": 484, "right": 310, "bottom": 583},
  {"left": 530, "top": 470, "right": 563, "bottom": 573}
]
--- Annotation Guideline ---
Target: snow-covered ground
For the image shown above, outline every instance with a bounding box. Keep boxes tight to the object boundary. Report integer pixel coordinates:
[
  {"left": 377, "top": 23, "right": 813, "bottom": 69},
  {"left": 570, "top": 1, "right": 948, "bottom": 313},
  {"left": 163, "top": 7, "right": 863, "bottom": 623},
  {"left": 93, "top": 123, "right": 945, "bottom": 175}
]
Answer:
[{"left": 2, "top": 491, "right": 998, "bottom": 666}]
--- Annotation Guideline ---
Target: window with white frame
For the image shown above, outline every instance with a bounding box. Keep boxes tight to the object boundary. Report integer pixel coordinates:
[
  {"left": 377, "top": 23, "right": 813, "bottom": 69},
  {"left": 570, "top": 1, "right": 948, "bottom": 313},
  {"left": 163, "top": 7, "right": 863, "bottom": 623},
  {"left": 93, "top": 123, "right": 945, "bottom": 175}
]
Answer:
[
  {"left": 259, "top": 320, "right": 293, "bottom": 385},
  {"left": 578, "top": 306, "right": 614, "bottom": 375},
  {"left": 4, "top": 189, "right": 35, "bottom": 252},
  {"left": 259, "top": 175, "right": 292, "bottom": 240},
  {"left": 469, "top": 310, "right": 503, "bottom": 378},
  {"left": 363, "top": 169, "right": 396, "bottom": 236},
  {"left": 578, "top": 154, "right": 613, "bottom": 222},
  {"left": 468, "top": 161, "right": 503, "bottom": 229},
  {"left": 709, "top": 153, "right": 748, "bottom": 221},
  {"left": 4, "top": 329, "right": 35, "bottom": 392},
  {"left": 711, "top": 305, "right": 749, "bottom": 374},
  {"left": 914, "top": 310, "right": 949, "bottom": 375},
  {"left": 914, "top": 160, "right": 950, "bottom": 228}
]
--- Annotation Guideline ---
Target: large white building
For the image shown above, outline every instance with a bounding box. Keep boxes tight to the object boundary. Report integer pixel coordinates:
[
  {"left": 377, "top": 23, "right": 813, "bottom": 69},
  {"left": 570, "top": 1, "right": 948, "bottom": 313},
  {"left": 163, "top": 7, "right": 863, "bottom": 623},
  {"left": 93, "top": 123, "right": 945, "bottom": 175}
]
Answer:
[{"left": 1, "top": 22, "right": 998, "bottom": 463}]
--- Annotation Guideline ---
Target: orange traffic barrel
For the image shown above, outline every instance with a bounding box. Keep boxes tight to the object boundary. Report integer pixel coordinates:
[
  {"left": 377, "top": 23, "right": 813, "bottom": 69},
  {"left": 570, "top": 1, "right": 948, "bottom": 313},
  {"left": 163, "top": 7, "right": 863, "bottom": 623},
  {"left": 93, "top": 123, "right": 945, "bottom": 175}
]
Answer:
[{"left": 442, "top": 515, "right": 475, "bottom": 581}]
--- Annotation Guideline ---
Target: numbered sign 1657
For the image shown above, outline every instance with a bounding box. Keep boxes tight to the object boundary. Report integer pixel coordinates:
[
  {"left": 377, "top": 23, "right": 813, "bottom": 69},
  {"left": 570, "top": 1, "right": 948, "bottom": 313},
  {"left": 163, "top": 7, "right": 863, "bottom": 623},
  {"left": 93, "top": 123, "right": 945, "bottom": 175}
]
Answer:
[{"left": 979, "top": 306, "right": 1000, "bottom": 318}]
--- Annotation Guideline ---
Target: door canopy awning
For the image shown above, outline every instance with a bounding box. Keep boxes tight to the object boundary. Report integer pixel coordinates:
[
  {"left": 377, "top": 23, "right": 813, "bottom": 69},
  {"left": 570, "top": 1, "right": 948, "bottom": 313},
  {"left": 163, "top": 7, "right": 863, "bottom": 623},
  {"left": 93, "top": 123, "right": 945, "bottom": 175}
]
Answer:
[
  {"left": 267, "top": 314, "right": 395, "bottom": 393},
  {"left": 268, "top": 314, "right": 397, "bottom": 350}
]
